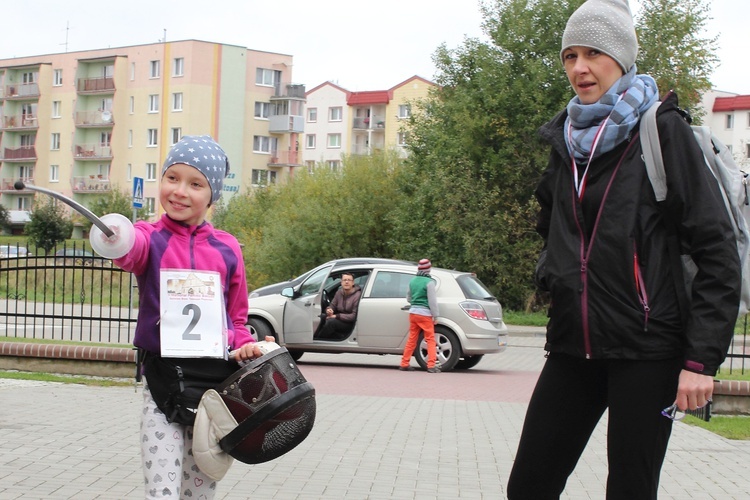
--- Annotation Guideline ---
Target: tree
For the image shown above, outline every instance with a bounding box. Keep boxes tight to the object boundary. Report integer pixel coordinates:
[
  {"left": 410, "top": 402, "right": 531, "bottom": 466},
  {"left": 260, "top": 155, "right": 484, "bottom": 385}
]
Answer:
[
  {"left": 0, "top": 204, "right": 10, "bottom": 233},
  {"left": 635, "top": 0, "right": 719, "bottom": 120},
  {"left": 25, "top": 199, "right": 73, "bottom": 255},
  {"left": 85, "top": 186, "right": 146, "bottom": 227},
  {"left": 390, "top": 0, "right": 582, "bottom": 310},
  {"left": 215, "top": 152, "right": 405, "bottom": 291}
]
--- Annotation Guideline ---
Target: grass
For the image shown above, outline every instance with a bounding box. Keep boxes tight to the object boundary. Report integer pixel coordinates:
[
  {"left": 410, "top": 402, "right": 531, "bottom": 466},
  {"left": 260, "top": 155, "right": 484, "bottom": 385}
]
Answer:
[
  {"left": 684, "top": 415, "right": 750, "bottom": 440},
  {"left": 0, "top": 369, "right": 132, "bottom": 387}
]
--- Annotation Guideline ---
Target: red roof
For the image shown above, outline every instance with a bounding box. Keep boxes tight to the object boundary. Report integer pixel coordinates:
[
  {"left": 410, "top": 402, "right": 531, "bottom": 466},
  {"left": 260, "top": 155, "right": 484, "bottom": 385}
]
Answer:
[
  {"left": 713, "top": 95, "right": 750, "bottom": 112},
  {"left": 347, "top": 90, "right": 390, "bottom": 105}
]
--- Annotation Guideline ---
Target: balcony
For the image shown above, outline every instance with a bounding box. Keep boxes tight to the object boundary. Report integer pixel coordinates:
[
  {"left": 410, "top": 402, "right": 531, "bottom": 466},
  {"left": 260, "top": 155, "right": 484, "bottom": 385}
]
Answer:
[
  {"left": 74, "top": 144, "right": 112, "bottom": 160},
  {"left": 75, "top": 110, "right": 114, "bottom": 128},
  {"left": 0, "top": 177, "right": 34, "bottom": 193},
  {"left": 268, "top": 150, "right": 301, "bottom": 167},
  {"left": 272, "top": 82, "right": 306, "bottom": 99},
  {"left": 76, "top": 77, "right": 115, "bottom": 94},
  {"left": 72, "top": 175, "right": 111, "bottom": 193},
  {"left": 269, "top": 114, "right": 304, "bottom": 134},
  {"left": 3, "top": 83, "right": 40, "bottom": 100},
  {"left": 2, "top": 114, "right": 38, "bottom": 131},
  {"left": 2, "top": 146, "right": 37, "bottom": 161},
  {"left": 353, "top": 116, "right": 386, "bottom": 130}
]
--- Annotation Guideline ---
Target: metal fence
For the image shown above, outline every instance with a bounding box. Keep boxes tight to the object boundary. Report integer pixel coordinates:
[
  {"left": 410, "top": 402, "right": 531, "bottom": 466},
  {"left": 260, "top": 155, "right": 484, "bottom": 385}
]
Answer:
[{"left": 0, "top": 242, "right": 136, "bottom": 345}]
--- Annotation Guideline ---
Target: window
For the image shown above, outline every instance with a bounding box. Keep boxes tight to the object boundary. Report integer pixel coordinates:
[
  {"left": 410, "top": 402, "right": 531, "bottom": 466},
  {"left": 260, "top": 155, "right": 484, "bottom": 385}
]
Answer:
[
  {"left": 127, "top": 163, "right": 132, "bottom": 181},
  {"left": 129, "top": 96, "right": 135, "bottom": 114},
  {"left": 397, "top": 132, "right": 410, "bottom": 146},
  {"left": 53, "top": 69, "right": 63, "bottom": 86},
  {"left": 172, "top": 92, "right": 183, "bottom": 111},
  {"left": 305, "top": 161, "right": 315, "bottom": 173},
  {"left": 327, "top": 160, "right": 341, "bottom": 171},
  {"left": 148, "top": 94, "right": 159, "bottom": 113},
  {"left": 52, "top": 101, "right": 61, "bottom": 118},
  {"left": 50, "top": 164, "right": 59, "bottom": 182},
  {"left": 22, "top": 72, "right": 35, "bottom": 84},
  {"left": 146, "top": 163, "right": 157, "bottom": 181},
  {"left": 147, "top": 129, "right": 158, "bottom": 147},
  {"left": 145, "top": 197, "right": 156, "bottom": 215},
  {"left": 327, "top": 133, "right": 341, "bottom": 148},
  {"left": 306, "top": 134, "right": 316, "bottom": 149},
  {"left": 329, "top": 107, "right": 342, "bottom": 122},
  {"left": 16, "top": 197, "right": 31, "bottom": 211},
  {"left": 150, "top": 60, "right": 160, "bottom": 78},
  {"left": 370, "top": 271, "right": 413, "bottom": 298},
  {"left": 100, "top": 132, "right": 111, "bottom": 146},
  {"left": 253, "top": 135, "right": 272, "bottom": 153},
  {"left": 726, "top": 114, "right": 734, "bottom": 129},
  {"left": 398, "top": 104, "right": 411, "bottom": 118},
  {"left": 128, "top": 130, "right": 133, "bottom": 147},
  {"left": 255, "top": 68, "right": 281, "bottom": 86},
  {"left": 50, "top": 133, "right": 60, "bottom": 150},
  {"left": 255, "top": 102, "right": 271, "bottom": 119},
  {"left": 130, "top": 62, "right": 136, "bottom": 81},
  {"left": 173, "top": 57, "right": 184, "bottom": 77},
  {"left": 251, "top": 169, "right": 277, "bottom": 186},
  {"left": 171, "top": 127, "right": 181, "bottom": 145},
  {"left": 308, "top": 108, "right": 317, "bottom": 122}
]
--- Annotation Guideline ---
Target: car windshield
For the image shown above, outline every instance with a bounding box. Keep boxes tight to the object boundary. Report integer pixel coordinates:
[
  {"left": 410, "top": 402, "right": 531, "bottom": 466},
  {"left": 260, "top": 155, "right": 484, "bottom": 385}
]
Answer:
[{"left": 455, "top": 274, "right": 497, "bottom": 301}]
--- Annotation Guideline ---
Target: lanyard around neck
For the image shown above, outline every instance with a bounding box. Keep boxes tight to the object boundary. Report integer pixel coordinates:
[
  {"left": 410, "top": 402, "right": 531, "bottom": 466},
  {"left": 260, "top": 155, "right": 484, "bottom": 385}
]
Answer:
[{"left": 568, "top": 93, "right": 625, "bottom": 200}]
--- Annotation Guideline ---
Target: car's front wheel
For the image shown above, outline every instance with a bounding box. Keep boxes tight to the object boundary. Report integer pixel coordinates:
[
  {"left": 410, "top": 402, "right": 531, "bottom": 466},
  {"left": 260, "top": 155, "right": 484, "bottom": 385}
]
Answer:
[
  {"left": 415, "top": 326, "right": 461, "bottom": 371},
  {"left": 248, "top": 317, "right": 275, "bottom": 342}
]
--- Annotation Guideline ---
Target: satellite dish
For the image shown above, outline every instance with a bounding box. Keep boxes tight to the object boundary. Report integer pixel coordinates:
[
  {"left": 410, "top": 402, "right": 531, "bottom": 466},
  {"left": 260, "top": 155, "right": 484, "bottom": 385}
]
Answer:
[{"left": 101, "top": 110, "right": 112, "bottom": 123}]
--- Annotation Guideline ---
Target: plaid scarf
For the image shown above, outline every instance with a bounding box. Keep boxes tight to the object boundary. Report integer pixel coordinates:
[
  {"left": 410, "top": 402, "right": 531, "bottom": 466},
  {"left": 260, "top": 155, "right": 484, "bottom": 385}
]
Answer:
[{"left": 564, "top": 66, "right": 659, "bottom": 161}]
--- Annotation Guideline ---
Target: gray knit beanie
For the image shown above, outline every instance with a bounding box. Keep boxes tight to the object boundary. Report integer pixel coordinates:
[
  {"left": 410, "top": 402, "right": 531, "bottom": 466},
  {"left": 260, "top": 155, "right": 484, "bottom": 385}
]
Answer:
[
  {"left": 561, "top": 0, "right": 638, "bottom": 73},
  {"left": 162, "top": 135, "right": 230, "bottom": 204}
]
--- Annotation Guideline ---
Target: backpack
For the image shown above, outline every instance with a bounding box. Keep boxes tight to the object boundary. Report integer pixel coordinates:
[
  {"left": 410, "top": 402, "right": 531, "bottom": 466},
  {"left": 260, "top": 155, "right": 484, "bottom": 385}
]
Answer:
[{"left": 640, "top": 100, "right": 750, "bottom": 317}]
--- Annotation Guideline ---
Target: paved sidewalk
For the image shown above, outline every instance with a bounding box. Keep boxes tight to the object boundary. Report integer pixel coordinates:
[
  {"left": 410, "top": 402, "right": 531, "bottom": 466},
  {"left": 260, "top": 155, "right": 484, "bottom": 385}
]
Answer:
[{"left": 2, "top": 337, "right": 750, "bottom": 499}]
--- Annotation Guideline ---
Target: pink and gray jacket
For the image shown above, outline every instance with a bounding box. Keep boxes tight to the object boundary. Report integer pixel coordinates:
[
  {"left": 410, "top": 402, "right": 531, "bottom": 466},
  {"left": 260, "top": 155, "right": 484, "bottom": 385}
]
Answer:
[{"left": 115, "top": 214, "right": 252, "bottom": 355}]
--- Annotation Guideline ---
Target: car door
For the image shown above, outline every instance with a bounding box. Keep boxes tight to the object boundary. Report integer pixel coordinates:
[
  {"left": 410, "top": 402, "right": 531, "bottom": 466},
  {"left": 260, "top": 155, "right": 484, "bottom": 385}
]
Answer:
[
  {"left": 282, "top": 265, "right": 331, "bottom": 344},
  {"left": 356, "top": 270, "right": 414, "bottom": 348}
]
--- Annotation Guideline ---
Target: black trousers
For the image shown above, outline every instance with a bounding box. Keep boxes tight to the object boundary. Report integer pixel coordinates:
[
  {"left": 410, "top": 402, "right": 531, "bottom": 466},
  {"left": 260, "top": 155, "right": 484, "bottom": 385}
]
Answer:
[
  {"left": 507, "top": 353, "right": 682, "bottom": 500},
  {"left": 317, "top": 318, "right": 354, "bottom": 340}
]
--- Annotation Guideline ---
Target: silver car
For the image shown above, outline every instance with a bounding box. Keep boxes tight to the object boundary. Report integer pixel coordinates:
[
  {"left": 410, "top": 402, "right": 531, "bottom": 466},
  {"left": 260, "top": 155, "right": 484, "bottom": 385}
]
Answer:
[{"left": 247, "top": 259, "right": 508, "bottom": 371}]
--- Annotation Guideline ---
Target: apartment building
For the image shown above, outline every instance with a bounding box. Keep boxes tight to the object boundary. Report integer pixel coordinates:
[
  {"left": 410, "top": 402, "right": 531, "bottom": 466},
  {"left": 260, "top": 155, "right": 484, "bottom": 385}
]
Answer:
[
  {"left": 700, "top": 90, "right": 750, "bottom": 169},
  {"left": 0, "top": 39, "right": 304, "bottom": 227},
  {"left": 302, "top": 75, "right": 435, "bottom": 170}
]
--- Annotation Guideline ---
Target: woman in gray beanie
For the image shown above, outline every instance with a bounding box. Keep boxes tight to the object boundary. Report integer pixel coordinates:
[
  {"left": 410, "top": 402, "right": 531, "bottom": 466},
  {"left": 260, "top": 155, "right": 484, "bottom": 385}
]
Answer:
[{"left": 507, "top": 1, "right": 741, "bottom": 498}]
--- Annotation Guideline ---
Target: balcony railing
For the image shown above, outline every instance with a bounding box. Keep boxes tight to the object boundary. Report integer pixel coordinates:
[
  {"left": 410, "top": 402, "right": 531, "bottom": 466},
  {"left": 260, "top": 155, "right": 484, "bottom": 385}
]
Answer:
[
  {"left": 74, "top": 144, "right": 112, "bottom": 160},
  {"left": 76, "top": 77, "right": 115, "bottom": 93},
  {"left": 269, "top": 114, "right": 304, "bottom": 134},
  {"left": 74, "top": 110, "right": 114, "bottom": 127},
  {"left": 2, "top": 114, "right": 38, "bottom": 130},
  {"left": 2, "top": 146, "right": 37, "bottom": 161},
  {"left": 353, "top": 116, "right": 386, "bottom": 130},
  {"left": 272, "top": 82, "right": 306, "bottom": 99},
  {"left": 4, "top": 83, "right": 40, "bottom": 99},
  {"left": 268, "top": 150, "right": 301, "bottom": 167},
  {"left": 72, "top": 175, "right": 111, "bottom": 193},
  {"left": 0, "top": 177, "right": 34, "bottom": 192}
]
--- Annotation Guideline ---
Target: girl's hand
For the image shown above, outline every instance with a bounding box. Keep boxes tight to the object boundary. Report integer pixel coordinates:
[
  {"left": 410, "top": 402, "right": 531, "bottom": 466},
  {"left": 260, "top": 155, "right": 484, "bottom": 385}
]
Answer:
[{"left": 231, "top": 336, "right": 276, "bottom": 362}]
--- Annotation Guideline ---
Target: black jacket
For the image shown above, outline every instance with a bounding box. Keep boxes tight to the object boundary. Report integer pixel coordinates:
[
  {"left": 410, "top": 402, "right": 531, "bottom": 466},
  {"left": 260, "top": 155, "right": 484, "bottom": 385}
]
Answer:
[{"left": 535, "top": 92, "right": 740, "bottom": 375}]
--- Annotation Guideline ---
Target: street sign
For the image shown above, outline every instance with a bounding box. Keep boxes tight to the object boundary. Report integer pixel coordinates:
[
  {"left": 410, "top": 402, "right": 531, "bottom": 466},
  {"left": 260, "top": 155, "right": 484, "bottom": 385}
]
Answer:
[{"left": 132, "top": 177, "right": 144, "bottom": 209}]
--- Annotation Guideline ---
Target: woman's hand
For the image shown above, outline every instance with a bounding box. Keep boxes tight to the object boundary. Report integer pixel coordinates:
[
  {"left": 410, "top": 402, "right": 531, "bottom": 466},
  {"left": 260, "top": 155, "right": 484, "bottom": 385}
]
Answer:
[
  {"left": 231, "top": 336, "right": 276, "bottom": 362},
  {"left": 675, "top": 369, "right": 714, "bottom": 411}
]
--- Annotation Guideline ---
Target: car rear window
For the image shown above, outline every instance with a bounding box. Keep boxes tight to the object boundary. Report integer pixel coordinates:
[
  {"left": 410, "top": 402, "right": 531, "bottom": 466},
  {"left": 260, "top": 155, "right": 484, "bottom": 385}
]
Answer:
[{"left": 455, "top": 274, "right": 497, "bottom": 301}]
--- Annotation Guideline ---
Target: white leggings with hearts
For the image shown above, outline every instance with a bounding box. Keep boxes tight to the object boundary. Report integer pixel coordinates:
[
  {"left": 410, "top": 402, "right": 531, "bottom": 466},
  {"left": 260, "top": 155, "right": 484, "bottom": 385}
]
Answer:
[{"left": 141, "top": 377, "right": 217, "bottom": 499}]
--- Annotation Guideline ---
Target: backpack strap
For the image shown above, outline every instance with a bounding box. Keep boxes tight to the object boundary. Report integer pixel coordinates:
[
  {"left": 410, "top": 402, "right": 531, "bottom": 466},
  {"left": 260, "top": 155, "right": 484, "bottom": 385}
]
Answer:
[
  {"left": 640, "top": 101, "right": 667, "bottom": 201},
  {"left": 638, "top": 100, "right": 692, "bottom": 321}
]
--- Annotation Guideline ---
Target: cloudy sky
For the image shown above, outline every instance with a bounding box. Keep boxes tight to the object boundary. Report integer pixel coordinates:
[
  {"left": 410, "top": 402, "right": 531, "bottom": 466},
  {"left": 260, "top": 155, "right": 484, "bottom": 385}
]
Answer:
[{"left": 1, "top": 0, "right": 747, "bottom": 94}]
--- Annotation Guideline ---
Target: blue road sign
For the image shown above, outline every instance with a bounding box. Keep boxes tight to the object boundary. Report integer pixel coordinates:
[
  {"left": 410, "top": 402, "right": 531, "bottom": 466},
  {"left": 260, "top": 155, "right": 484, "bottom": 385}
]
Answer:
[{"left": 133, "top": 177, "right": 144, "bottom": 209}]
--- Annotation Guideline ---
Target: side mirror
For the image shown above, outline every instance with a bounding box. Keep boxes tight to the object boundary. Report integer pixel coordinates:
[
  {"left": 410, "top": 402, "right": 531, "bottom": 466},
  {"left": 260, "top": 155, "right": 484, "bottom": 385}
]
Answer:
[{"left": 281, "top": 287, "right": 294, "bottom": 298}]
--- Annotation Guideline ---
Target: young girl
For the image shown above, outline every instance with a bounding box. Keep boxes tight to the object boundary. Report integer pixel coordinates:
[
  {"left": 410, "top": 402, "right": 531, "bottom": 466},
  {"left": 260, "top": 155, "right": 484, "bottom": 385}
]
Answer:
[
  {"left": 97, "top": 135, "right": 265, "bottom": 499},
  {"left": 507, "top": 1, "right": 740, "bottom": 498}
]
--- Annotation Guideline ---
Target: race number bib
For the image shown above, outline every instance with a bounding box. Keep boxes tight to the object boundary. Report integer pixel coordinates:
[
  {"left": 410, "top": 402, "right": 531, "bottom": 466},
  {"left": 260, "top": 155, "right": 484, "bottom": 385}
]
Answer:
[{"left": 159, "top": 269, "right": 227, "bottom": 358}]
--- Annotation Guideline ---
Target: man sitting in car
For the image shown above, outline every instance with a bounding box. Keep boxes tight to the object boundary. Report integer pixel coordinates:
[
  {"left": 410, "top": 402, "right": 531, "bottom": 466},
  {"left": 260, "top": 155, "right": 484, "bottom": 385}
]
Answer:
[{"left": 317, "top": 273, "right": 362, "bottom": 340}]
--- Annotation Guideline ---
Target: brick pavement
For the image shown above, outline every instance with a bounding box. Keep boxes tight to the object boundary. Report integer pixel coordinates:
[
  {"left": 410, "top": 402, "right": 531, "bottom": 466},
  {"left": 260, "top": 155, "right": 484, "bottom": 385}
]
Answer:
[{"left": 2, "top": 336, "right": 750, "bottom": 499}]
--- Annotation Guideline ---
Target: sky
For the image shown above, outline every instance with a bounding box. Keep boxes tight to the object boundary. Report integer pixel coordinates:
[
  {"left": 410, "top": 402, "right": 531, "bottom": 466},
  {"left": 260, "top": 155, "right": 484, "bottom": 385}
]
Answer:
[{"left": 0, "top": 0, "right": 747, "bottom": 94}]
